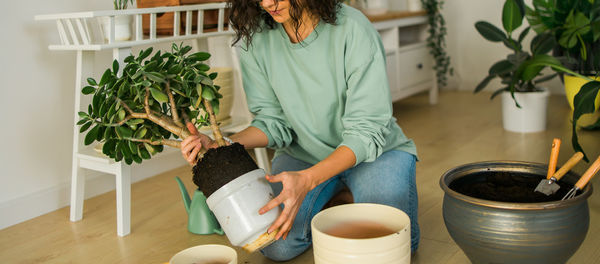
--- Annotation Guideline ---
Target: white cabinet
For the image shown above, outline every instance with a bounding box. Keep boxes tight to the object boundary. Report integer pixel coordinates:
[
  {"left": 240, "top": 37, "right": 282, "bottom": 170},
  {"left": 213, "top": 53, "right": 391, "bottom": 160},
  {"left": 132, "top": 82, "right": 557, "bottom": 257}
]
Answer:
[{"left": 367, "top": 11, "right": 438, "bottom": 104}]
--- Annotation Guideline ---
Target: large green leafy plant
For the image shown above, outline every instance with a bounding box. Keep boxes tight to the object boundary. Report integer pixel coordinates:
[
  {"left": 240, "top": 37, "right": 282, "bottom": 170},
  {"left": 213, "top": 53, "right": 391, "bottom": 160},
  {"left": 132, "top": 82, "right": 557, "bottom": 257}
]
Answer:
[
  {"left": 526, "top": 0, "right": 600, "bottom": 75},
  {"left": 474, "top": 0, "right": 557, "bottom": 106},
  {"left": 77, "top": 44, "right": 227, "bottom": 165}
]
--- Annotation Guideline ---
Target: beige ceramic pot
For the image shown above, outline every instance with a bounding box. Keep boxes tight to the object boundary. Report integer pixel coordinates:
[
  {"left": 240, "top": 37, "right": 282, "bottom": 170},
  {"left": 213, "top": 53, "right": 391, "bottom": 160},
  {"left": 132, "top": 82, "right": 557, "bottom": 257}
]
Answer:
[
  {"left": 311, "top": 203, "right": 411, "bottom": 264},
  {"left": 169, "top": 244, "right": 237, "bottom": 264}
]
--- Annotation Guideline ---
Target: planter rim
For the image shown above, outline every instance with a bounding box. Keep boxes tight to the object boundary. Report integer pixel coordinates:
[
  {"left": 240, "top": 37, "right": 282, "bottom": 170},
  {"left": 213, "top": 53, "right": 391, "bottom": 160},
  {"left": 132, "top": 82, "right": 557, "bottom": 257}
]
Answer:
[
  {"left": 439, "top": 160, "right": 593, "bottom": 210},
  {"left": 501, "top": 87, "right": 549, "bottom": 95}
]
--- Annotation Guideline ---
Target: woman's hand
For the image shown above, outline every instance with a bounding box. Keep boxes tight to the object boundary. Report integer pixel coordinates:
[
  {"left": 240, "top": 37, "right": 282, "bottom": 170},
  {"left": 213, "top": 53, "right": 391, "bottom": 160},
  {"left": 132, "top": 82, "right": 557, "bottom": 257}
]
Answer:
[
  {"left": 180, "top": 122, "right": 218, "bottom": 165},
  {"left": 259, "top": 170, "right": 316, "bottom": 240}
]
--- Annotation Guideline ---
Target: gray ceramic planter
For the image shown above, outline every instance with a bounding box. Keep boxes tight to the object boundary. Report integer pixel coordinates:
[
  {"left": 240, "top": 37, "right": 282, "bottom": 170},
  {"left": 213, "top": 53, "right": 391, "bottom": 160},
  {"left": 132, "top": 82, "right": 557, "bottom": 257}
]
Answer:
[{"left": 440, "top": 161, "right": 592, "bottom": 264}]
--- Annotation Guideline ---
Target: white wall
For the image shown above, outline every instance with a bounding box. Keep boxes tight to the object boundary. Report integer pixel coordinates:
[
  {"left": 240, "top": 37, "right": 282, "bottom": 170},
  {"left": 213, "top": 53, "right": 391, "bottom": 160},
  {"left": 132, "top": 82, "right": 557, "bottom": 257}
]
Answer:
[
  {"left": 443, "top": 0, "right": 564, "bottom": 94},
  {"left": 0, "top": 1, "right": 189, "bottom": 230}
]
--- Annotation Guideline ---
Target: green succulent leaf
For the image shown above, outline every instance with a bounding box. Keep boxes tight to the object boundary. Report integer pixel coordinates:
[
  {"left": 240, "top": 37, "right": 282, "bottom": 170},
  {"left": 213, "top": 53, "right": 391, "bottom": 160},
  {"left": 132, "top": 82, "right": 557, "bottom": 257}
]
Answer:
[
  {"left": 201, "top": 87, "right": 215, "bottom": 101},
  {"left": 82, "top": 86, "right": 95, "bottom": 95},
  {"left": 84, "top": 125, "right": 100, "bottom": 145},
  {"left": 191, "top": 52, "right": 211, "bottom": 61},
  {"left": 99, "top": 69, "right": 112, "bottom": 87},
  {"left": 150, "top": 87, "right": 169, "bottom": 103},
  {"left": 79, "top": 121, "right": 93, "bottom": 133},
  {"left": 86, "top": 78, "right": 97, "bottom": 86},
  {"left": 112, "top": 60, "right": 119, "bottom": 74}
]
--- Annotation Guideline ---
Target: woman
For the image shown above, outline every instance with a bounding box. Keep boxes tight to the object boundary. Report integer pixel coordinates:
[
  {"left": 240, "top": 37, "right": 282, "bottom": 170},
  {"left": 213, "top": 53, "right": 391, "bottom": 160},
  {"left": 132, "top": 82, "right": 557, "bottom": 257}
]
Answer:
[{"left": 181, "top": 0, "right": 419, "bottom": 261}]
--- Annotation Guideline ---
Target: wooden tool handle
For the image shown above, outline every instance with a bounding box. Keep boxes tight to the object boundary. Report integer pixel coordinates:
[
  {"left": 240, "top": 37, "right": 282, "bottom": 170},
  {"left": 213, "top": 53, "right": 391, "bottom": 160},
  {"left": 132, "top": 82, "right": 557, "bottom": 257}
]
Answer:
[
  {"left": 575, "top": 155, "right": 600, "bottom": 190},
  {"left": 552, "top": 152, "right": 584, "bottom": 181},
  {"left": 546, "top": 138, "right": 561, "bottom": 180}
]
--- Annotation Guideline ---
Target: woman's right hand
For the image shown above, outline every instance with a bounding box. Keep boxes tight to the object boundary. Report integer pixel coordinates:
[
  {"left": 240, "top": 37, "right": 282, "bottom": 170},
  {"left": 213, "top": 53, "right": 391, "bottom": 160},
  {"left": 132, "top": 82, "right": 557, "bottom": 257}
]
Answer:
[{"left": 181, "top": 122, "right": 217, "bottom": 165}]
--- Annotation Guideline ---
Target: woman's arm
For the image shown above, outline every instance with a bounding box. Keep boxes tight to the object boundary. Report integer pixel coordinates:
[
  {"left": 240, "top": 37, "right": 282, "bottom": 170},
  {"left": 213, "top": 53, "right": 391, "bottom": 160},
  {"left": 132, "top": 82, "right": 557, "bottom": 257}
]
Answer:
[{"left": 259, "top": 146, "right": 356, "bottom": 240}]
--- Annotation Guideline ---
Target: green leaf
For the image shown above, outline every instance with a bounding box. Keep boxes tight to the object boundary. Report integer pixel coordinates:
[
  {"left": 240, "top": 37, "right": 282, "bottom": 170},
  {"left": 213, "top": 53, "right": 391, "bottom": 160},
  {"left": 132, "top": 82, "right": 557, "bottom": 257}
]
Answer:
[
  {"left": 87, "top": 78, "right": 97, "bottom": 86},
  {"left": 150, "top": 87, "right": 169, "bottom": 103},
  {"left": 502, "top": 0, "right": 523, "bottom": 34},
  {"left": 99, "top": 69, "right": 112, "bottom": 86},
  {"left": 573, "top": 81, "right": 600, "bottom": 123},
  {"left": 78, "top": 111, "right": 89, "bottom": 119},
  {"left": 126, "top": 119, "right": 145, "bottom": 126},
  {"left": 139, "top": 47, "right": 153, "bottom": 61},
  {"left": 180, "top": 45, "right": 192, "bottom": 55},
  {"left": 82, "top": 86, "right": 95, "bottom": 95},
  {"left": 192, "top": 51, "right": 211, "bottom": 61},
  {"left": 79, "top": 121, "right": 93, "bottom": 133},
  {"left": 530, "top": 33, "right": 555, "bottom": 55},
  {"left": 84, "top": 125, "right": 100, "bottom": 145},
  {"left": 489, "top": 60, "right": 514, "bottom": 75},
  {"left": 209, "top": 72, "right": 218, "bottom": 80},
  {"left": 201, "top": 87, "right": 215, "bottom": 101},
  {"left": 120, "top": 141, "right": 132, "bottom": 159},
  {"left": 134, "top": 127, "right": 147, "bottom": 139},
  {"left": 581, "top": 117, "right": 600, "bottom": 130},
  {"left": 475, "top": 21, "right": 506, "bottom": 42},
  {"left": 117, "top": 126, "right": 134, "bottom": 138},
  {"left": 144, "top": 143, "right": 157, "bottom": 155},
  {"left": 144, "top": 72, "right": 166, "bottom": 83},
  {"left": 129, "top": 141, "right": 139, "bottom": 155},
  {"left": 132, "top": 154, "right": 142, "bottom": 164},
  {"left": 103, "top": 139, "right": 117, "bottom": 156},
  {"left": 139, "top": 147, "right": 151, "bottom": 159},
  {"left": 117, "top": 80, "right": 129, "bottom": 97},
  {"left": 474, "top": 75, "right": 496, "bottom": 93},
  {"left": 112, "top": 60, "right": 119, "bottom": 74},
  {"left": 76, "top": 119, "right": 88, "bottom": 125}
]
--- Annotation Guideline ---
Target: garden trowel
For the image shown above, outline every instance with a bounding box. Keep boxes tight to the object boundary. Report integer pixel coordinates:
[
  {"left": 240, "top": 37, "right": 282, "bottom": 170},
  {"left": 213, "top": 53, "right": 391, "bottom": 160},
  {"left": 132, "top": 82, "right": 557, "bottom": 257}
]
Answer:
[{"left": 535, "top": 151, "right": 584, "bottom": 196}]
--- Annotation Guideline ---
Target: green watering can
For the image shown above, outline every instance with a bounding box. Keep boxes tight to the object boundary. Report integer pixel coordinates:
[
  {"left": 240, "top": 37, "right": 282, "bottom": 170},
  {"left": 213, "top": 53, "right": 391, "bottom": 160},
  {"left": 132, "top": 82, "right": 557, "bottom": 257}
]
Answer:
[{"left": 175, "top": 176, "right": 224, "bottom": 235}]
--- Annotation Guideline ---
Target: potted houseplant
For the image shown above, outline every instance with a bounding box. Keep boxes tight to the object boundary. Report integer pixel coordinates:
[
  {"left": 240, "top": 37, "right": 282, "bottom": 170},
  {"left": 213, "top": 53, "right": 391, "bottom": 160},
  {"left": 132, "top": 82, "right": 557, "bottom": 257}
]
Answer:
[
  {"left": 474, "top": 0, "right": 557, "bottom": 133},
  {"left": 524, "top": 0, "right": 600, "bottom": 160},
  {"left": 101, "top": 0, "right": 135, "bottom": 42},
  {"left": 421, "top": 0, "right": 453, "bottom": 88},
  {"left": 77, "top": 43, "right": 280, "bottom": 251}
]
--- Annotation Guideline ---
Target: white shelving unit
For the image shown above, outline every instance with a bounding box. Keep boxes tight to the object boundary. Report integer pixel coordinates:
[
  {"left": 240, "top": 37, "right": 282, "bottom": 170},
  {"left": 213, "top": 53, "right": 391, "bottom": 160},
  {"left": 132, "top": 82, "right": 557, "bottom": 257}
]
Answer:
[
  {"left": 368, "top": 11, "right": 438, "bottom": 104},
  {"left": 35, "top": 3, "right": 270, "bottom": 237}
]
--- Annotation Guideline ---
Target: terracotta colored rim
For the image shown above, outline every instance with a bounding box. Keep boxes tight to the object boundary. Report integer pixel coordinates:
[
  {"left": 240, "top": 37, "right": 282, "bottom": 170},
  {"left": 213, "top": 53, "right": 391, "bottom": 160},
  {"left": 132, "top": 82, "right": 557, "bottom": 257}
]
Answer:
[{"left": 439, "top": 160, "right": 593, "bottom": 210}]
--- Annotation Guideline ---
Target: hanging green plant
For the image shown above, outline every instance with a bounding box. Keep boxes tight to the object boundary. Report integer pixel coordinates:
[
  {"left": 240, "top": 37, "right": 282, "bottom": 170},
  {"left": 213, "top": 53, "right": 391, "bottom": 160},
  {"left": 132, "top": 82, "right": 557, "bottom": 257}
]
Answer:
[{"left": 421, "top": 0, "right": 453, "bottom": 87}]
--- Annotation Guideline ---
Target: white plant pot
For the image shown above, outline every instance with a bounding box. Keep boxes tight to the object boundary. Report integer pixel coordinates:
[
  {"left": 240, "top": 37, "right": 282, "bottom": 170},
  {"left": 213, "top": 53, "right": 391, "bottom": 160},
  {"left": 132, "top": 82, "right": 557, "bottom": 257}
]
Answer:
[
  {"left": 311, "top": 203, "right": 411, "bottom": 264},
  {"left": 407, "top": 0, "right": 423, "bottom": 11},
  {"left": 101, "top": 15, "right": 132, "bottom": 42},
  {"left": 362, "top": 0, "right": 389, "bottom": 16},
  {"left": 206, "top": 169, "right": 280, "bottom": 251},
  {"left": 501, "top": 89, "right": 550, "bottom": 133}
]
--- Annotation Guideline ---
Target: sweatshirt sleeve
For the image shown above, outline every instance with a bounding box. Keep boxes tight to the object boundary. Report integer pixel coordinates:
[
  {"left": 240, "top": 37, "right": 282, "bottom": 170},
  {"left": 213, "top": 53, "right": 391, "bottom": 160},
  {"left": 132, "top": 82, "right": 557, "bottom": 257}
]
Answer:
[
  {"left": 239, "top": 46, "right": 294, "bottom": 149},
  {"left": 339, "top": 28, "right": 393, "bottom": 165}
]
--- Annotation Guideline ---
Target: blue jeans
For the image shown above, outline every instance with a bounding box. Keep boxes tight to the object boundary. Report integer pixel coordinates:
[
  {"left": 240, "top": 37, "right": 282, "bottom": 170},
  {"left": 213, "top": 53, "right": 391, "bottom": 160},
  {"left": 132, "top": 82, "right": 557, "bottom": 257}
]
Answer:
[{"left": 260, "top": 150, "right": 419, "bottom": 261}]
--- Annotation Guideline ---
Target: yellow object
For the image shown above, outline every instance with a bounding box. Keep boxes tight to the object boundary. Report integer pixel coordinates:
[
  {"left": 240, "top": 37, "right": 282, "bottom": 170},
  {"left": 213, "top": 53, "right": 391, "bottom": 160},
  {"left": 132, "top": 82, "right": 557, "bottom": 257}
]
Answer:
[{"left": 564, "top": 75, "right": 600, "bottom": 126}]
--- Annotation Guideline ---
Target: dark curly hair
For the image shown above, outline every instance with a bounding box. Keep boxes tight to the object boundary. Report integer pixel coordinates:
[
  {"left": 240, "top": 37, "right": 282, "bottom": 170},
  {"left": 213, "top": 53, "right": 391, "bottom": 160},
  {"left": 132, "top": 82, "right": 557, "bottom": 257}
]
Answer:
[{"left": 227, "top": 0, "right": 342, "bottom": 47}]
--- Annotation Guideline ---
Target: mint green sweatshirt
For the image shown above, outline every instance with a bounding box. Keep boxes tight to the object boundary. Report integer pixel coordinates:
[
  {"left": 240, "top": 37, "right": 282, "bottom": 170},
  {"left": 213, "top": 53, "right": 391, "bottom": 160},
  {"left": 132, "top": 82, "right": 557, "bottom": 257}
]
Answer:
[{"left": 239, "top": 4, "right": 417, "bottom": 166}]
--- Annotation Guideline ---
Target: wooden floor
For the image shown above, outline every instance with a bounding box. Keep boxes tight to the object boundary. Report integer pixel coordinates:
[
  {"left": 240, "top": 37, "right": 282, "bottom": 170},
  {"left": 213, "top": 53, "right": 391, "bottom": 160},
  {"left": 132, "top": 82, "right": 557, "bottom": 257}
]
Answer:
[{"left": 1, "top": 91, "right": 599, "bottom": 264}]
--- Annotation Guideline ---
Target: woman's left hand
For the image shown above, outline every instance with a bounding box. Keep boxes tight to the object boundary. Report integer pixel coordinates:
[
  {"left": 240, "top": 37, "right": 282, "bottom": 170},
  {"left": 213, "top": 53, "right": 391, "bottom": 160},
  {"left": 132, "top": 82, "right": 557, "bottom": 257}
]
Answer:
[{"left": 259, "top": 170, "right": 315, "bottom": 240}]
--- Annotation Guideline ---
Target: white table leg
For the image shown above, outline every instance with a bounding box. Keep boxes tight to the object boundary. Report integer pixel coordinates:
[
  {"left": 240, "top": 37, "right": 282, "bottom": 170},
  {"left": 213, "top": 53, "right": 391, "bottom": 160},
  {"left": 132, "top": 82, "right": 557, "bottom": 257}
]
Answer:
[{"left": 116, "top": 162, "right": 131, "bottom": 236}]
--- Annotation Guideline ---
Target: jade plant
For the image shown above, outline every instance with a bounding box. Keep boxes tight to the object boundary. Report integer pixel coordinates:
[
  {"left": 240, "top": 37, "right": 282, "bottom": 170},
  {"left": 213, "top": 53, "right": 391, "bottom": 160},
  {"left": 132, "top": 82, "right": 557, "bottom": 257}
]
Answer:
[{"left": 77, "top": 43, "right": 227, "bottom": 165}]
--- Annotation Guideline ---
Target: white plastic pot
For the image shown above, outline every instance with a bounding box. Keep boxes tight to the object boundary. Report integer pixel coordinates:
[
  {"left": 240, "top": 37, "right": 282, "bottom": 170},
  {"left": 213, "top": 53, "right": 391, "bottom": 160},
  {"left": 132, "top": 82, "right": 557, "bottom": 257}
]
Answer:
[
  {"left": 206, "top": 169, "right": 280, "bottom": 250},
  {"left": 311, "top": 203, "right": 411, "bottom": 264},
  {"left": 100, "top": 15, "right": 132, "bottom": 42},
  {"left": 501, "top": 89, "right": 549, "bottom": 133}
]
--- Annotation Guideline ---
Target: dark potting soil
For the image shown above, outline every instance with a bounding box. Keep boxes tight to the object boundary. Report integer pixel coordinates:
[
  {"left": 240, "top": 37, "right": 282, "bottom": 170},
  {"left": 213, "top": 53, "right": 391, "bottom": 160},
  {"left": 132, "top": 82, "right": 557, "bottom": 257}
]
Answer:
[
  {"left": 449, "top": 171, "right": 575, "bottom": 203},
  {"left": 192, "top": 142, "right": 259, "bottom": 197}
]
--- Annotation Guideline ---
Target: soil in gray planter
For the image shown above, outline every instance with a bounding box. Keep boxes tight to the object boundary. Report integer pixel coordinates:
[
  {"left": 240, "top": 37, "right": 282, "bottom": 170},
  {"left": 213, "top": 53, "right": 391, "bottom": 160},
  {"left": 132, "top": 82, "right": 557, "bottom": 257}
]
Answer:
[
  {"left": 449, "top": 171, "right": 575, "bottom": 203},
  {"left": 192, "top": 143, "right": 258, "bottom": 197}
]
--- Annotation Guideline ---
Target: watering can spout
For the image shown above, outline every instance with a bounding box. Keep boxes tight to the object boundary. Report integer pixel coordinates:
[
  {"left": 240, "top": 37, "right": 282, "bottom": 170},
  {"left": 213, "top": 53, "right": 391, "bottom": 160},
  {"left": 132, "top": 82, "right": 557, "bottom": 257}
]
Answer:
[
  {"left": 174, "top": 176, "right": 223, "bottom": 235},
  {"left": 175, "top": 176, "right": 191, "bottom": 214}
]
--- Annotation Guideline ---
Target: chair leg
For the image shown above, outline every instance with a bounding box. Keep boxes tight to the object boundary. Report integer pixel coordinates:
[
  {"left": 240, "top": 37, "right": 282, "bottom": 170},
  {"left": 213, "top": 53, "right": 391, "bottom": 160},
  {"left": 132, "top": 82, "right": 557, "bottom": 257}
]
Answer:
[
  {"left": 70, "top": 158, "right": 85, "bottom": 222},
  {"left": 116, "top": 163, "right": 131, "bottom": 236}
]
